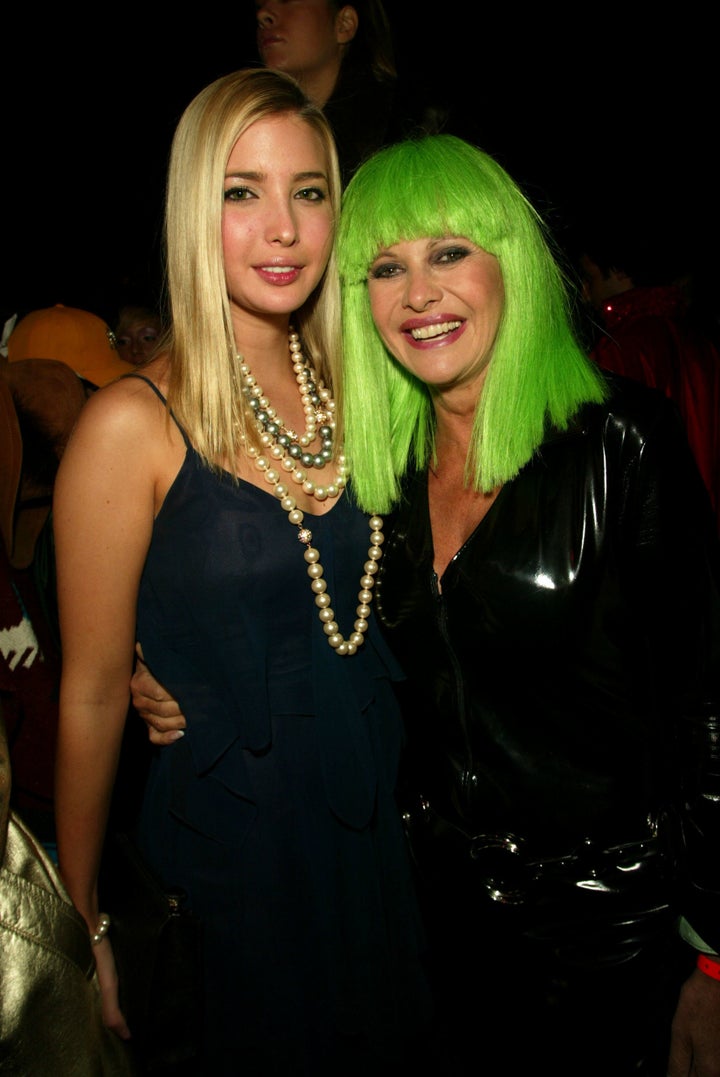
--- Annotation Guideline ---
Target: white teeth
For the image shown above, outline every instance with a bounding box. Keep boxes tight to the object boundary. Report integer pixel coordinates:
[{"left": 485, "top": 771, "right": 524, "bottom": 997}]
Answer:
[
  {"left": 409, "top": 320, "right": 461, "bottom": 340},
  {"left": 262, "top": 266, "right": 295, "bottom": 273}
]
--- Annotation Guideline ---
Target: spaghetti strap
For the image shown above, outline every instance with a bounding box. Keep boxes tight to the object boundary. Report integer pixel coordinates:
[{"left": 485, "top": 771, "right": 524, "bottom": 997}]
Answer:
[{"left": 122, "top": 372, "right": 191, "bottom": 448}]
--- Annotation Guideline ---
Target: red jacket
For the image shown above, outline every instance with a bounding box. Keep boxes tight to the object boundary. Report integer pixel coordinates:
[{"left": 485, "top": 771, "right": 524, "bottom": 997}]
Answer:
[{"left": 592, "top": 285, "right": 720, "bottom": 531}]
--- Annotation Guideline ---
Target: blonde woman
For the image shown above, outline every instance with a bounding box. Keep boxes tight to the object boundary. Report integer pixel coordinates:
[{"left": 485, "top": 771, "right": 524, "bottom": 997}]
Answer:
[{"left": 53, "top": 69, "right": 433, "bottom": 1076}]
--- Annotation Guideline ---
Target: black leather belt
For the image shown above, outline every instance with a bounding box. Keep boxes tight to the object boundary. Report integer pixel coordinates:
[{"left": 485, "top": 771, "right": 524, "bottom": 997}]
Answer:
[{"left": 401, "top": 795, "right": 662, "bottom": 907}]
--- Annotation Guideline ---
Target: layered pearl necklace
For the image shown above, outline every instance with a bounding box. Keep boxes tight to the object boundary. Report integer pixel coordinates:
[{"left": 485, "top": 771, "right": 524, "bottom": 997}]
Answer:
[{"left": 238, "top": 328, "right": 383, "bottom": 656}]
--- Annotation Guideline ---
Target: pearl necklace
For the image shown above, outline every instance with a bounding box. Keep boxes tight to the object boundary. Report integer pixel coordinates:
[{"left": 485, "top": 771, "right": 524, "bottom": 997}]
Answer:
[
  {"left": 238, "top": 330, "right": 384, "bottom": 655},
  {"left": 239, "top": 329, "right": 340, "bottom": 498}
]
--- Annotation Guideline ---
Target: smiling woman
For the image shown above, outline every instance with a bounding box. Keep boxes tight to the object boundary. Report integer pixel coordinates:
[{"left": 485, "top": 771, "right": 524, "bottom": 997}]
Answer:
[
  {"left": 220, "top": 111, "right": 335, "bottom": 322},
  {"left": 52, "top": 67, "right": 435, "bottom": 1076},
  {"left": 367, "top": 238, "right": 504, "bottom": 408},
  {"left": 336, "top": 133, "right": 720, "bottom": 1076}
]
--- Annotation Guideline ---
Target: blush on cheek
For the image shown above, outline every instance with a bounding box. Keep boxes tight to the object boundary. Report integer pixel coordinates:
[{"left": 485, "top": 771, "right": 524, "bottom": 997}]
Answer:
[{"left": 222, "top": 214, "right": 252, "bottom": 255}]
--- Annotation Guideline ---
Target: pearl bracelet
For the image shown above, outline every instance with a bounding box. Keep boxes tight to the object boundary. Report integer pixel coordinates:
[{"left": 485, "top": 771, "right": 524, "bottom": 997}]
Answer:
[{"left": 91, "top": 913, "right": 111, "bottom": 946}]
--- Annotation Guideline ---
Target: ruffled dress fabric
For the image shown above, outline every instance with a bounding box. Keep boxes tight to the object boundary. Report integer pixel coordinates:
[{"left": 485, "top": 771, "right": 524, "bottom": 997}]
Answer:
[{"left": 132, "top": 389, "right": 433, "bottom": 1076}]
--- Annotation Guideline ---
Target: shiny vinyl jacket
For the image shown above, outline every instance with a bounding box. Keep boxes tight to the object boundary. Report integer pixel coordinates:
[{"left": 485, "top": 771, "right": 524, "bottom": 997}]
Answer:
[{"left": 375, "top": 374, "right": 720, "bottom": 952}]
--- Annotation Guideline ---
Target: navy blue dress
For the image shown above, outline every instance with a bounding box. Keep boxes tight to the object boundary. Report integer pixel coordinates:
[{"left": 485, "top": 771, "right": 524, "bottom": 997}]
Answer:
[{"left": 131, "top": 380, "right": 433, "bottom": 1075}]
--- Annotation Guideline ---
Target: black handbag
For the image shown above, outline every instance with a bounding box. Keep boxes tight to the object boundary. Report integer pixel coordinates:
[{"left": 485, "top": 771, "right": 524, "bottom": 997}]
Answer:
[{"left": 98, "top": 831, "right": 204, "bottom": 1076}]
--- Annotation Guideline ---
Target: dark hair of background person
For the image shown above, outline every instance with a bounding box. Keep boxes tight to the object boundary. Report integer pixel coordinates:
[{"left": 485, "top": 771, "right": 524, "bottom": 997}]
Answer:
[
  {"left": 255, "top": 0, "right": 447, "bottom": 186},
  {"left": 339, "top": 0, "right": 396, "bottom": 81},
  {"left": 324, "top": 0, "right": 449, "bottom": 181}
]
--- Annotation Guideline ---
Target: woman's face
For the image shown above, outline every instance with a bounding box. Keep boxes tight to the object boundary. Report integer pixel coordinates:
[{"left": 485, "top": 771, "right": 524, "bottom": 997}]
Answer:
[
  {"left": 255, "top": 0, "right": 347, "bottom": 79},
  {"left": 222, "top": 112, "right": 335, "bottom": 329},
  {"left": 367, "top": 236, "right": 505, "bottom": 400}
]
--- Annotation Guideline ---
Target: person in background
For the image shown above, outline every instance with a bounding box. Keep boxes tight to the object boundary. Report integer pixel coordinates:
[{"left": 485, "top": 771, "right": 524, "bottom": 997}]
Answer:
[
  {"left": 567, "top": 213, "right": 720, "bottom": 533},
  {"left": 136, "top": 133, "right": 720, "bottom": 1076},
  {"left": 53, "top": 68, "right": 434, "bottom": 1077},
  {"left": 113, "top": 304, "right": 164, "bottom": 366},
  {"left": 7, "top": 303, "right": 133, "bottom": 392},
  {"left": 1, "top": 358, "right": 88, "bottom": 578},
  {"left": 1, "top": 379, "right": 130, "bottom": 1074},
  {"left": 0, "top": 360, "right": 87, "bottom": 850},
  {"left": 2, "top": 307, "right": 128, "bottom": 846},
  {"left": 255, "top": 0, "right": 441, "bottom": 184}
]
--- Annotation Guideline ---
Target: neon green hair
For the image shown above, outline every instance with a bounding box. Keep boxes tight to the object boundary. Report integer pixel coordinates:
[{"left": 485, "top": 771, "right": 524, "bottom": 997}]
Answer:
[{"left": 337, "top": 134, "right": 607, "bottom": 512}]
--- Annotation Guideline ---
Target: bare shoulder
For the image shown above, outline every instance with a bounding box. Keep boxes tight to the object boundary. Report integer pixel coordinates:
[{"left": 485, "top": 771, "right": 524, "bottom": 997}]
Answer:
[
  {"left": 56, "top": 353, "right": 183, "bottom": 518},
  {"left": 69, "top": 356, "right": 173, "bottom": 451}
]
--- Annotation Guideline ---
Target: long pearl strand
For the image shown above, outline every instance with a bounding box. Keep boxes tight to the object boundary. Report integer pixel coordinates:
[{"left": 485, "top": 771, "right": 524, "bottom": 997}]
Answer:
[{"left": 238, "top": 329, "right": 384, "bottom": 655}]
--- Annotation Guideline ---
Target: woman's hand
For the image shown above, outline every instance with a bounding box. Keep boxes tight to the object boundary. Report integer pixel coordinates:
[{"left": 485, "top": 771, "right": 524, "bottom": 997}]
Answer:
[
  {"left": 131, "top": 644, "right": 186, "bottom": 745},
  {"left": 93, "top": 937, "right": 132, "bottom": 1040},
  {"left": 667, "top": 966, "right": 720, "bottom": 1076}
]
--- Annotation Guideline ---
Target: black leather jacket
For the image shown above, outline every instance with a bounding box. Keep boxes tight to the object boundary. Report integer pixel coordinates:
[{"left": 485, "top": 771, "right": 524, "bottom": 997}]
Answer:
[{"left": 376, "top": 375, "right": 720, "bottom": 949}]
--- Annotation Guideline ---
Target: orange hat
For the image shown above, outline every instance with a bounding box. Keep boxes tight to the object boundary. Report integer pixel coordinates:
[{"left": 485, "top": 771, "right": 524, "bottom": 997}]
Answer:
[{"left": 7, "top": 304, "right": 132, "bottom": 387}]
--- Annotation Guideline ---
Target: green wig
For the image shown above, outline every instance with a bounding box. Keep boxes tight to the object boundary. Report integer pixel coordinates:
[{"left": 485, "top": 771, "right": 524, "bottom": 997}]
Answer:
[{"left": 337, "top": 134, "right": 607, "bottom": 513}]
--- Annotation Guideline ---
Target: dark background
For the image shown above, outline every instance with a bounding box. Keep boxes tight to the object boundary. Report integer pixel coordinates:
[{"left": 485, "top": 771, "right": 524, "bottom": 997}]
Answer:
[{"left": 3, "top": 7, "right": 716, "bottom": 331}]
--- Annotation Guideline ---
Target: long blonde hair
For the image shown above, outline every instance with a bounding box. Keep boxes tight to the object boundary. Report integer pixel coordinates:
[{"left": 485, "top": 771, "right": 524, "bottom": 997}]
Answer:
[{"left": 163, "top": 67, "right": 343, "bottom": 469}]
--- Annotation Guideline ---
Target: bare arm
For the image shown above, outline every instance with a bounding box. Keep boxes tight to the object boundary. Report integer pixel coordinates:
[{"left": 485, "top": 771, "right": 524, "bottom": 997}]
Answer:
[{"left": 53, "top": 379, "right": 164, "bottom": 1036}]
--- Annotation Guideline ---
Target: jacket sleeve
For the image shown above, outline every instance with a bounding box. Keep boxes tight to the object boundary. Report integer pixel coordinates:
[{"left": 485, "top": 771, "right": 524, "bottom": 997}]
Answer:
[{"left": 618, "top": 387, "right": 720, "bottom": 950}]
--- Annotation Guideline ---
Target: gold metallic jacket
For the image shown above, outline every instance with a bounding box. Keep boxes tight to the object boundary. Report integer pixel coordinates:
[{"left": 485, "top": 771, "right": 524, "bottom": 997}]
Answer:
[{"left": 0, "top": 713, "right": 135, "bottom": 1075}]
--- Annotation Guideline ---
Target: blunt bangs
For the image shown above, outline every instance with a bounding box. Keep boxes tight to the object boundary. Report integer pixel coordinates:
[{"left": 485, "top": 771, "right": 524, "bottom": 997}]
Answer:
[
  {"left": 338, "top": 135, "right": 520, "bottom": 284},
  {"left": 339, "top": 132, "right": 608, "bottom": 512}
]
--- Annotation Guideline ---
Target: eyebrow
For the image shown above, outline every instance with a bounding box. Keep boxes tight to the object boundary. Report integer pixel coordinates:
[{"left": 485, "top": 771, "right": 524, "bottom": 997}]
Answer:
[{"left": 224, "top": 171, "right": 329, "bottom": 182}]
